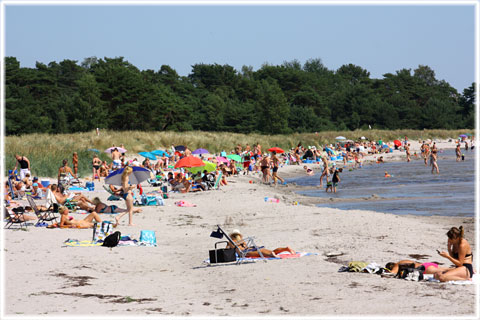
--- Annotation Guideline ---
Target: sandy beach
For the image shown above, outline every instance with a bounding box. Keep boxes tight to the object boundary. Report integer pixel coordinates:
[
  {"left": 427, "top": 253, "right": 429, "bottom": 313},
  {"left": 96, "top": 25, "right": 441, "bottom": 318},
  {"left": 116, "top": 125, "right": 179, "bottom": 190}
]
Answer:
[{"left": 3, "top": 139, "right": 477, "bottom": 318}]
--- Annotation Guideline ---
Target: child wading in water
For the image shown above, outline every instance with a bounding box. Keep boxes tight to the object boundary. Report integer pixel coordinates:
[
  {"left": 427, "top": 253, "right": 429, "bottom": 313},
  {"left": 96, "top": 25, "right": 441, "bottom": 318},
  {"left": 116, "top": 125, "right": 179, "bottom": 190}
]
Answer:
[{"left": 331, "top": 167, "right": 342, "bottom": 193}]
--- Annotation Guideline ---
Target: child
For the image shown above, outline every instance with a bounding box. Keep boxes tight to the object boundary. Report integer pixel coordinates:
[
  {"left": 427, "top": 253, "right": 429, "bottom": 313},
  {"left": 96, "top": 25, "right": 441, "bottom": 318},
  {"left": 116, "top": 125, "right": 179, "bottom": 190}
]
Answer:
[
  {"left": 303, "top": 165, "right": 314, "bottom": 176},
  {"left": 325, "top": 172, "right": 333, "bottom": 193},
  {"left": 332, "top": 168, "right": 342, "bottom": 193}
]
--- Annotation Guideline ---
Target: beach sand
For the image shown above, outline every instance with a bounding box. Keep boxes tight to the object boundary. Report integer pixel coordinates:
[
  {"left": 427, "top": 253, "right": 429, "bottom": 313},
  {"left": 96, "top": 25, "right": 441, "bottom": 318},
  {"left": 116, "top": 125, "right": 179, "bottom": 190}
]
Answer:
[{"left": 3, "top": 139, "right": 476, "bottom": 317}]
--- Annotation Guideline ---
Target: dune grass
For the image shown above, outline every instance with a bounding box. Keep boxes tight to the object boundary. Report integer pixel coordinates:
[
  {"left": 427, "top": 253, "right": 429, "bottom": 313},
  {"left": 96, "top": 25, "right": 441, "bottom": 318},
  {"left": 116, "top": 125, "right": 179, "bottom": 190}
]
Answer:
[{"left": 5, "top": 129, "right": 474, "bottom": 178}]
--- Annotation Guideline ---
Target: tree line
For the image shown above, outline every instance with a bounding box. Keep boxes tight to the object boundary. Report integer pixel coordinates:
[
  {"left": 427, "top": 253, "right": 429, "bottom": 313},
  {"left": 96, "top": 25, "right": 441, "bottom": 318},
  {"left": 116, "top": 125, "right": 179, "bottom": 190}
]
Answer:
[{"left": 5, "top": 56, "right": 475, "bottom": 135}]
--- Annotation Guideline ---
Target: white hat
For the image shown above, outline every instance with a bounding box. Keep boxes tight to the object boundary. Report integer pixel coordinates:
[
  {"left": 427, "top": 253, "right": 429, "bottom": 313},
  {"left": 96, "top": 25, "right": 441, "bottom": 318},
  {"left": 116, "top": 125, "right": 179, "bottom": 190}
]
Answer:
[{"left": 230, "top": 229, "right": 241, "bottom": 237}]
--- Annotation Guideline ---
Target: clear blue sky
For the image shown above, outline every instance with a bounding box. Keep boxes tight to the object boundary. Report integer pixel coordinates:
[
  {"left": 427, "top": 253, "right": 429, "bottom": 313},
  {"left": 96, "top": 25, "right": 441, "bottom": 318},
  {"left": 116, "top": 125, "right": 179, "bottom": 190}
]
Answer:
[{"left": 4, "top": 3, "right": 476, "bottom": 91}]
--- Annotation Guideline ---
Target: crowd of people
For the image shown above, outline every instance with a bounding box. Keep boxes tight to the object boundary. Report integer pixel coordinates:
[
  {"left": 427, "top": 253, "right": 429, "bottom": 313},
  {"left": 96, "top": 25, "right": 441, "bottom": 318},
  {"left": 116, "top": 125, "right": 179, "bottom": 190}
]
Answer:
[{"left": 4, "top": 137, "right": 476, "bottom": 282}]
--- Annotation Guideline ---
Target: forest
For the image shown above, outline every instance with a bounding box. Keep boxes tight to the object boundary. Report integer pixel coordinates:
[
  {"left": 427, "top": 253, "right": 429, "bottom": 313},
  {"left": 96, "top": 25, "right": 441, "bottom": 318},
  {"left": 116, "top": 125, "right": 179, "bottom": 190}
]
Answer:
[{"left": 5, "top": 56, "right": 475, "bottom": 135}]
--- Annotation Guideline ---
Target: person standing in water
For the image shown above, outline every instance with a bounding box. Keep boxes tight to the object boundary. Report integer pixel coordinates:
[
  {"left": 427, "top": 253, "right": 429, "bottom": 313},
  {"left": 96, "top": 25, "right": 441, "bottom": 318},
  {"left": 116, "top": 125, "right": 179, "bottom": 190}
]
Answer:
[
  {"left": 405, "top": 143, "right": 411, "bottom": 162},
  {"left": 456, "top": 144, "right": 462, "bottom": 162},
  {"left": 431, "top": 143, "right": 439, "bottom": 174}
]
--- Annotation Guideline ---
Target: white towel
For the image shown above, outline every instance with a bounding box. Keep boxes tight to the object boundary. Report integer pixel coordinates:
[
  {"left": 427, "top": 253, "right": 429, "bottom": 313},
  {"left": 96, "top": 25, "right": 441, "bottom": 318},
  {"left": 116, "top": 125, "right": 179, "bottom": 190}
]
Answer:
[{"left": 45, "top": 189, "right": 58, "bottom": 208}]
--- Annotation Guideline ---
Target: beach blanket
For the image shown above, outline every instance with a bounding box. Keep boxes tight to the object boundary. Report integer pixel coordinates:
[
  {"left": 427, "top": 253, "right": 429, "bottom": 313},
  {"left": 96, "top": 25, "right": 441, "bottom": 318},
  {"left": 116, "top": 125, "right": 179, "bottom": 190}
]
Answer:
[{"left": 63, "top": 236, "right": 157, "bottom": 247}]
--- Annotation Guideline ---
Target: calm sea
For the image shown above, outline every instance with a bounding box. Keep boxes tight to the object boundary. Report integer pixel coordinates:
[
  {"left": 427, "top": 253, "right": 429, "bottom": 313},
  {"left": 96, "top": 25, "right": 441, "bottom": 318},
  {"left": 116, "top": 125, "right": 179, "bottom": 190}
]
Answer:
[{"left": 286, "top": 148, "right": 475, "bottom": 217}]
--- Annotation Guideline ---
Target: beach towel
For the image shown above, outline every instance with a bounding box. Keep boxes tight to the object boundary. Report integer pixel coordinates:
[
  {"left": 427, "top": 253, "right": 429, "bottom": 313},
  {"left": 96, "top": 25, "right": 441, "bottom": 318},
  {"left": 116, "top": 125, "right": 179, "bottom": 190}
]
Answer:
[
  {"left": 426, "top": 273, "right": 479, "bottom": 285},
  {"left": 63, "top": 236, "right": 154, "bottom": 247},
  {"left": 203, "top": 252, "right": 317, "bottom": 264},
  {"left": 175, "top": 200, "right": 196, "bottom": 207},
  {"left": 68, "top": 186, "right": 90, "bottom": 192},
  {"left": 45, "top": 189, "right": 58, "bottom": 209},
  {"left": 63, "top": 239, "right": 102, "bottom": 247}
]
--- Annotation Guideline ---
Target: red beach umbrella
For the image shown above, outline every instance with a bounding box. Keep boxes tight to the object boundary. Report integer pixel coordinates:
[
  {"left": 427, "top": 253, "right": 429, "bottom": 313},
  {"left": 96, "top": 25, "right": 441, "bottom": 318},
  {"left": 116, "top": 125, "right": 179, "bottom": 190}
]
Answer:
[
  {"left": 393, "top": 140, "right": 402, "bottom": 147},
  {"left": 268, "top": 147, "right": 285, "bottom": 153},
  {"left": 174, "top": 156, "right": 205, "bottom": 169}
]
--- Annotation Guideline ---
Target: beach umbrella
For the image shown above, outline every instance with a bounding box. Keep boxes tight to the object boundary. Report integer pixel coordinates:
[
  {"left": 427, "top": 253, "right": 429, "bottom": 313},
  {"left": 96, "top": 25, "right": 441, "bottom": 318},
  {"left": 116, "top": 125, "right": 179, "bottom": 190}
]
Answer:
[
  {"left": 87, "top": 148, "right": 100, "bottom": 153},
  {"left": 139, "top": 152, "right": 157, "bottom": 160},
  {"left": 175, "top": 145, "right": 186, "bottom": 152},
  {"left": 105, "top": 166, "right": 151, "bottom": 186},
  {"left": 335, "top": 136, "right": 346, "bottom": 140},
  {"left": 187, "top": 161, "right": 216, "bottom": 174},
  {"left": 174, "top": 156, "right": 205, "bottom": 169},
  {"left": 268, "top": 147, "right": 285, "bottom": 153},
  {"left": 465, "top": 133, "right": 473, "bottom": 137},
  {"left": 459, "top": 134, "right": 467, "bottom": 138},
  {"left": 215, "top": 156, "right": 230, "bottom": 164},
  {"left": 151, "top": 150, "right": 170, "bottom": 157},
  {"left": 226, "top": 154, "right": 242, "bottom": 162},
  {"left": 393, "top": 140, "right": 402, "bottom": 147},
  {"left": 192, "top": 148, "right": 210, "bottom": 155},
  {"left": 105, "top": 147, "right": 127, "bottom": 154}
]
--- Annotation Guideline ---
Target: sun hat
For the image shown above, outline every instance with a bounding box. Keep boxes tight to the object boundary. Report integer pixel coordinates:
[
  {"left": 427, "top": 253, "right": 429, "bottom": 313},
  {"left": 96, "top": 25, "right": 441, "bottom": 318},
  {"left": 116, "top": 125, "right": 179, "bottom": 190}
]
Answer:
[{"left": 230, "top": 229, "right": 241, "bottom": 237}]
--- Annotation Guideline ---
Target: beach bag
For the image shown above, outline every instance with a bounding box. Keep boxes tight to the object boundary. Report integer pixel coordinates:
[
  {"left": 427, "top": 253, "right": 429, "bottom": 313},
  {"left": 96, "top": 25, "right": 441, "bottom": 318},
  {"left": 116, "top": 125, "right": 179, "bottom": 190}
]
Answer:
[
  {"left": 102, "top": 231, "right": 121, "bottom": 248},
  {"left": 396, "top": 264, "right": 425, "bottom": 281},
  {"left": 139, "top": 230, "right": 157, "bottom": 246},
  {"left": 347, "top": 261, "right": 369, "bottom": 272},
  {"left": 92, "top": 221, "right": 114, "bottom": 242},
  {"left": 209, "top": 248, "right": 236, "bottom": 263}
]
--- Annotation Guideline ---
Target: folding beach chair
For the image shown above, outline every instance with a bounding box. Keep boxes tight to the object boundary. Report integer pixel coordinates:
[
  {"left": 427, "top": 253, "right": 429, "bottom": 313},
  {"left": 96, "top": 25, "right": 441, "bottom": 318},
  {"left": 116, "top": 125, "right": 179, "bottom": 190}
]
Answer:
[
  {"left": 26, "top": 195, "right": 59, "bottom": 225},
  {"left": 209, "top": 225, "right": 266, "bottom": 264},
  {"left": 4, "top": 206, "right": 27, "bottom": 229},
  {"left": 103, "top": 185, "right": 121, "bottom": 201}
]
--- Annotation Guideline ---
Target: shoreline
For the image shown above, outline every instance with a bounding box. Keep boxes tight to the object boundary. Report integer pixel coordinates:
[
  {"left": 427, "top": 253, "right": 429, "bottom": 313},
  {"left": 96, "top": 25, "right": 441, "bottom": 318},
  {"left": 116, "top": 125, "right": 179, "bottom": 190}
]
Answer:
[{"left": 3, "top": 139, "right": 477, "bottom": 317}]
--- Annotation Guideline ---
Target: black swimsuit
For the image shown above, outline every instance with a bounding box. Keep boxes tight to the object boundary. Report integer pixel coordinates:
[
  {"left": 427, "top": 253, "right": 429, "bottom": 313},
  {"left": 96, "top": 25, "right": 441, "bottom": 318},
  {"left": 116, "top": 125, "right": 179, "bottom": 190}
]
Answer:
[{"left": 453, "top": 252, "right": 474, "bottom": 278}]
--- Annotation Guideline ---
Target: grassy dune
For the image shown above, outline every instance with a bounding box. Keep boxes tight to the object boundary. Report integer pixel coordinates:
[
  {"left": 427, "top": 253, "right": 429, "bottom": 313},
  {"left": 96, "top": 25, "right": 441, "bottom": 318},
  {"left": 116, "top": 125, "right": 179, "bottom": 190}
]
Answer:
[{"left": 5, "top": 129, "right": 474, "bottom": 178}]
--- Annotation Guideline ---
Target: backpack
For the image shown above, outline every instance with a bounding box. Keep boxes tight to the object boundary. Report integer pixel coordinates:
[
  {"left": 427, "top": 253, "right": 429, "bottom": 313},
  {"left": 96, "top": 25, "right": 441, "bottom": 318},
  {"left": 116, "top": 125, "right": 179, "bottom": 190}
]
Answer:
[{"left": 102, "top": 231, "right": 121, "bottom": 248}]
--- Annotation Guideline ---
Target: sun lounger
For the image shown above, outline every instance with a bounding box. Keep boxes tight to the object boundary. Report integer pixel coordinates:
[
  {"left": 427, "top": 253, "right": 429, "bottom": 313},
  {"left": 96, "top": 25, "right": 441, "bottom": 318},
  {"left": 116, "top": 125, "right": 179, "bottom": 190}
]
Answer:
[
  {"left": 4, "top": 206, "right": 28, "bottom": 229},
  {"left": 7, "top": 178, "right": 21, "bottom": 200},
  {"left": 210, "top": 225, "right": 266, "bottom": 264},
  {"left": 27, "top": 195, "right": 59, "bottom": 226}
]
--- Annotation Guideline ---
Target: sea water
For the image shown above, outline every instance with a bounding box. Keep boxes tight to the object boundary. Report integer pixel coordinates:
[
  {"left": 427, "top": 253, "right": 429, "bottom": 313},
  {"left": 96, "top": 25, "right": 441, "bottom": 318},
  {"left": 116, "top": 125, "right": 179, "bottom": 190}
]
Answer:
[{"left": 286, "top": 148, "right": 475, "bottom": 217}]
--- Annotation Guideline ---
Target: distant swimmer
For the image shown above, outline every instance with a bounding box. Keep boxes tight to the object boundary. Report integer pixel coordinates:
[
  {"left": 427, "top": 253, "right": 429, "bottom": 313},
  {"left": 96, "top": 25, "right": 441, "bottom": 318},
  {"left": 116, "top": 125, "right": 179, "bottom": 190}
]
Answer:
[
  {"left": 385, "top": 171, "right": 391, "bottom": 178},
  {"left": 405, "top": 143, "right": 411, "bottom": 162}
]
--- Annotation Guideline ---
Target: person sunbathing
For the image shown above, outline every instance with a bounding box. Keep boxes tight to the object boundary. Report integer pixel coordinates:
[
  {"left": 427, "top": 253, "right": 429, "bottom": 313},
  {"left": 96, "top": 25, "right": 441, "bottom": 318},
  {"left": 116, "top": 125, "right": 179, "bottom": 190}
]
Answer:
[
  {"left": 385, "top": 260, "right": 451, "bottom": 275},
  {"left": 92, "top": 197, "right": 141, "bottom": 214},
  {"left": 227, "top": 230, "right": 295, "bottom": 258},
  {"left": 58, "top": 206, "right": 102, "bottom": 228},
  {"left": 50, "top": 184, "right": 93, "bottom": 211}
]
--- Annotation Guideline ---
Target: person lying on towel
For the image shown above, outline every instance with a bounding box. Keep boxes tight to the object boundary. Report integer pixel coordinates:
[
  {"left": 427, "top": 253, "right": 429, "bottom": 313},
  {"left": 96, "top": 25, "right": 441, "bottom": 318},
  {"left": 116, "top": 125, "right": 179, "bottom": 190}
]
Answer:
[{"left": 59, "top": 206, "right": 102, "bottom": 228}]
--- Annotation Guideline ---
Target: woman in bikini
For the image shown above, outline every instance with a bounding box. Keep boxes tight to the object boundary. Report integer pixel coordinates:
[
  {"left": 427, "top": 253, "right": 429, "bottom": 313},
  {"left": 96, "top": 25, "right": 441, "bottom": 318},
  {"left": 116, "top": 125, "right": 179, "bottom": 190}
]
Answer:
[
  {"left": 271, "top": 151, "right": 285, "bottom": 186},
  {"left": 58, "top": 159, "right": 77, "bottom": 185},
  {"left": 227, "top": 230, "right": 295, "bottom": 258},
  {"left": 92, "top": 197, "right": 141, "bottom": 214},
  {"left": 430, "top": 143, "right": 439, "bottom": 174},
  {"left": 385, "top": 260, "right": 451, "bottom": 275},
  {"left": 114, "top": 166, "right": 136, "bottom": 226},
  {"left": 259, "top": 155, "right": 270, "bottom": 184},
  {"left": 434, "top": 226, "right": 475, "bottom": 282},
  {"left": 58, "top": 206, "right": 102, "bottom": 228},
  {"left": 92, "top": 154, "right": 102, "bottom": 181}
]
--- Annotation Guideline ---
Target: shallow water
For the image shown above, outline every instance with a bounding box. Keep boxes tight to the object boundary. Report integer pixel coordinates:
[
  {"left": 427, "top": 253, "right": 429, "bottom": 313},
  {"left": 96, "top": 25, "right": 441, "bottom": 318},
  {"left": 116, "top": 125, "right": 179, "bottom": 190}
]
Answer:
[{"left": 287, "top": 149, "right": 475, "bottom": 217}]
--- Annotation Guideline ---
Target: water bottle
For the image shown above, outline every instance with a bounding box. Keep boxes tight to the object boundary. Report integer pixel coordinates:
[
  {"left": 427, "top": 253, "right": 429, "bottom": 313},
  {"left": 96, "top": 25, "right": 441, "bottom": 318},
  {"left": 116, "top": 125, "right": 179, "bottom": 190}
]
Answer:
[{"left": 264, "top": 197, "right": 279, "bottom": 203}]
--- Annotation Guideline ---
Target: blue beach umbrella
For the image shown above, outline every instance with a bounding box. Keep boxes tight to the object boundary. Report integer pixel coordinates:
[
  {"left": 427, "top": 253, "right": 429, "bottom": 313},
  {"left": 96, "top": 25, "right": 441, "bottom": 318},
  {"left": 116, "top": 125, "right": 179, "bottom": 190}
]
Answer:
[
  {"left": 139, "top": 151, "right": 157, "bottom": 160},
  {"left": 105, "top": 166, "right": 151, "bottom": 186},
  {"left": 192, "top": 148, "right": 210, "bottom": 155},
  {"left": 151, "top": 150, "right": 170, "bottom": 157},
  {"left": 87, "top": 148, "right": 100, "bottom": 153}
]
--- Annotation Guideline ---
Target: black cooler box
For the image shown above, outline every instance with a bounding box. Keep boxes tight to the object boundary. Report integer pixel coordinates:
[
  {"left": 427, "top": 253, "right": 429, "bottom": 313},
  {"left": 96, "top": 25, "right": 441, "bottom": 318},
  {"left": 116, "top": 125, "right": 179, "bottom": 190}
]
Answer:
[{"left": 209, "top": 248, "right": 236, "bottom": 263}]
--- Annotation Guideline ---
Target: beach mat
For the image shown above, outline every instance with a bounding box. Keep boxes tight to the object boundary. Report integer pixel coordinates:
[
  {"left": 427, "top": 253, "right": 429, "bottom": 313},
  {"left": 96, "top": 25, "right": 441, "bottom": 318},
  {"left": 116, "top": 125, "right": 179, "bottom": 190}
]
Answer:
[{"left": 63, "top": 236, "right": 157, "bottom": 247}]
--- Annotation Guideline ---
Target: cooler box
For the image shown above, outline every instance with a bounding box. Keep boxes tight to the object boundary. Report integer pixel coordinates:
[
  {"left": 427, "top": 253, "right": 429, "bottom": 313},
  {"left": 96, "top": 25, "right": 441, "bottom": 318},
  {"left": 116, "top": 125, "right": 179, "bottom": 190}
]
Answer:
[
  {"left": 41, "top": 180, "right": 50, "bottom": 188},
  {"left": 86, "top": 181, "right": 95, "bottom": 191}
]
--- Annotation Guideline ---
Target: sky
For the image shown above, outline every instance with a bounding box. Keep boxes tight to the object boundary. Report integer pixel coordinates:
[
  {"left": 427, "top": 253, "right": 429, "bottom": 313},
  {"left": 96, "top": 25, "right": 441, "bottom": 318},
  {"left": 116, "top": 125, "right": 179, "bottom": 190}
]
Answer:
[{"left": 3, "top": 2, "right": 477, "bottom": 92}]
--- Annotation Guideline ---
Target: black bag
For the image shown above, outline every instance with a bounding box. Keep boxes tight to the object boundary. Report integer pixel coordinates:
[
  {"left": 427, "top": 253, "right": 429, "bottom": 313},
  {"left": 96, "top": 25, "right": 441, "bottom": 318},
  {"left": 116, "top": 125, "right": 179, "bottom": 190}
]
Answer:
[
  {"left": 396, "top": 263, "right": 425, "bottom": 280},
  {"left": 209, "top": 248, "right": 236, "bottom": 263},
  {"left": 102, "top": 231, "right": 121, "bottom": 248}
]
